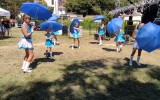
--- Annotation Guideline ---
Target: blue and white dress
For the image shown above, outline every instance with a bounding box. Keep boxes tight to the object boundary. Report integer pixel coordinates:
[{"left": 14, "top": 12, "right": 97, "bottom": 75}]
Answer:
[
  {"left": 114, "top": 31, "right": 125, "bottom": 42},
  {"left": 133, "top": 30, "right": 139, "bottom": 49},
  {"left": 98, "top": 26, "right": 105, "bottom": 35},
  {"left": 72, "top": 28, "right": 79, "bottom": 38},
  {"left": 45, "top": 33, "right": 54, "bottom": 47},
  {"left": 51, "top": 31, "right": 59, "bottom": 35},
  {"left": 18, "top": 24, "right": 33, "bottom": 50}
]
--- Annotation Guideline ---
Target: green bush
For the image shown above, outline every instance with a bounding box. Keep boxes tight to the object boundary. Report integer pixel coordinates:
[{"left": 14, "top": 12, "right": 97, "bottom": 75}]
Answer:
[
  {"left": 81, "top": 17, "right": 97, "bottom": 30},
  {"left": 56, "top": 14, "right": 114, "bottom": 30},
  {"left": 57, "top": 18, "right": 70, "bottom": 26}
]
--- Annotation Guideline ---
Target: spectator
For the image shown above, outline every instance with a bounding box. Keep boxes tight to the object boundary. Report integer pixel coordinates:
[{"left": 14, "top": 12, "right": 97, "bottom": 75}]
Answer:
[
  {"left": 0, "top": 18, "right": 5, "bottom": 39},
  {"left": 2, "top": 17, "right": 10, "bottom": 37}
]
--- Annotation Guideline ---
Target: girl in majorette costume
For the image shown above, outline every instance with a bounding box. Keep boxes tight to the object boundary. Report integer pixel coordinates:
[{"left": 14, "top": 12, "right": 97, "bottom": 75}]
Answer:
[
  {"left": 71, "top": 22, "right": 81, "bottom": 49},
  {"left": 18, "top": 14, "right": 34, "bottom": 73},
  {"left": 114, "top": 29, "right": 125, "bottom": 52},
  {"left": 51, "top": 31, "right": 60, "bottom": 45},
  {"left": 98, "top": 21, "right": 105, "bottom": 46},
  {"left": 129, "top": 23, "right": 144, "bottom": 66},
  {"left": 44, "top": 27, "right": 54, "bottom": 58}
]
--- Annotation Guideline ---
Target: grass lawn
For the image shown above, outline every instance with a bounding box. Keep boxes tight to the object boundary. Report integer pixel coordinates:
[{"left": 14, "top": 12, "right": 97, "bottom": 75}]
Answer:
[{"left": 0, "top": 27, "right": 160, "bottom": 100}]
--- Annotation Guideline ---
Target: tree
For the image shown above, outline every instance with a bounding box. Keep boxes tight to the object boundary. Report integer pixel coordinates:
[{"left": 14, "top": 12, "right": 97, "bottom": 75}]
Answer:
[
  {"left": 0, "top": 0, "right": 33, "bottom": 18},
  {"left": 64, "top": 0, "right": 139, "bottom": 16}
]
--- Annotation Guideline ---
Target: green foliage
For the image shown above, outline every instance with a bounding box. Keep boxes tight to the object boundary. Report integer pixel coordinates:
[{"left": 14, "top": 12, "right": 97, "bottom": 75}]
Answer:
[
  {"left": 56, "top": 14, "right": 114, "bottom": 30},
  {"left": 57, "top": 18, "right": 71, "bottom": 26},
  {"left": 0, "top": 0, "right": 33, "bottom": 17},
  {"left": 81, "top": 17, "right": 97, "bottom": 30},
  {"left": 0, "top": 0, "right": 53, "bottom": 19},
  {"left": 64, "top": 0, "right": 139, "bottom": 16}
]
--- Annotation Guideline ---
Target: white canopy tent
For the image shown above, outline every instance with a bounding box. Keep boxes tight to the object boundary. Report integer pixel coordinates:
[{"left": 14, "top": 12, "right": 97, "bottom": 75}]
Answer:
[{"left": 0, "top": 8, "right": 10, "bottom": 17}]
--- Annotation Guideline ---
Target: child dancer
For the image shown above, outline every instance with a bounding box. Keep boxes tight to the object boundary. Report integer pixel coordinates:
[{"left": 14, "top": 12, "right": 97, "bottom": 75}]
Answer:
[
  {"left": 45, "top": 27, "right": 54, "bottom": 58},
  {"left": 71, "top": 22, "right": 80, "bottom": 49},
  {"left": 51, "top": 31, "right": 59, "bottom": 45},
  {"left": 18, "top": 14, "right": 34, "bottom": 73},
  {"left": 98, "top": 21, "right": 105, "bottom": 46},
  {"left": 114, "top": 29, "right": 125, "bottom": 52},
  {"left": 129, "top": 23, "right": 144, "bottom": 66}
]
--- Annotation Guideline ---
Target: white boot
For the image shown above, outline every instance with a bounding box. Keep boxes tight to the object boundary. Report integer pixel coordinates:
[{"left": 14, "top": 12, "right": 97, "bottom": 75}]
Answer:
[
  {"left": 72, "top": 44, "right": 75, "bottom": 49},
  {"left": 120, "top": 44, "right": 123, "bottom": 51},
  {"left": 21, "top": 61, "right": 26, "bottom": 70},
  {"left": 98, "top": 40, "right": 102, "bottom": 46},
  {"left": 23, "top": 62, "right": 32, "bottom": 73},
  {"left": 116, "top": 46, "right": 119, "bottom": 52},
  {"left": 129, "top": 56, "right": 133, "bottom": 66},
  {"left": 50, "top": 52, "right": 52, "bottom": 58},
  {"left": 136, "top": 56, "right": 141, "bottom": 66},
  {"left": 54, "top": 40, "right": 56, "bottom": 46},
  {"left": 56, "top": 41, "right": 59, "bottom": 45}
]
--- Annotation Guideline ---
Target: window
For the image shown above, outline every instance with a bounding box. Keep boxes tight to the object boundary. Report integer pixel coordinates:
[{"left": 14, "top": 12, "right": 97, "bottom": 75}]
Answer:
[
  {"left": 52, "top": 0, "right": 54, "bottom": 5},
  {"left": 59, "top": 0, "right": 63, "bottom": 6}
]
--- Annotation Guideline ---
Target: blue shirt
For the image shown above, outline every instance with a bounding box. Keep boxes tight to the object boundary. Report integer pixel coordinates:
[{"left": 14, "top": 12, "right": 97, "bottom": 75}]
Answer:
[{"left": 22, "top": 24, "right": 32, "bottom": 39}]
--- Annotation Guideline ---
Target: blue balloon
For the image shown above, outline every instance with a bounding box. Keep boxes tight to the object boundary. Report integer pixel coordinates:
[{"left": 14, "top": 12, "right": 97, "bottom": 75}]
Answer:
[
  {"left": 107, "top": 18, "right": 123, "bottom": 34},
  {"left": 40, "top": 21, "right": 62, "bottom": 32},
  {"left": 70, "top": 18, "right": 80, "bottom": 34},
  {"left": 136, "top": 22, "right": 160, "bottom": 52},
  {"left": 92, "top": 15, "right": 104, "bottom": 21},
  {"left": 20, "top": 2, "right": 52, "bottom": 20}
]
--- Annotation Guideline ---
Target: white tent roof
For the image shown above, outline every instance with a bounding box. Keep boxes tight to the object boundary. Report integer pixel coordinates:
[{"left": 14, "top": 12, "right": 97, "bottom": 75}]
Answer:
[{"left": 0, "top": 8, "right": 10, "bottom": 16}]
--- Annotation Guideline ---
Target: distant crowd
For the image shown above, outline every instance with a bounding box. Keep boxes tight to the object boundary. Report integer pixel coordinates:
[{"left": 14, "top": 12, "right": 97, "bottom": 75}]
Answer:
[{"left": 0, "top": 17, "right": 12, "bottom": 39}]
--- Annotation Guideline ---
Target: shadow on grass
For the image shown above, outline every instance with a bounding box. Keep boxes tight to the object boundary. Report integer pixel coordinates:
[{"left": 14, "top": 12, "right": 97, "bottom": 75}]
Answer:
[
  {"left": 1, "top": 59, "right": 160, "bottom": 100},
  {"left": 30, "top": 58, "right": 55, "bottom": 69},
  {"left": 0, "top": 36, "right": 15, "bottom": 40},
  {"left": 89, "top": 42, "right": 99, "bottom": 44},
  {"left": 102, "top": 48, "right": 116, "bottom": 52},
  {"left": 53, "top": 52, "right": 63, "bottom": 56},
  {"left": 148, "top": 67, "right": 160, "bottom": 81},
  {"left": 115, "top": 57, "right": 148, "bottom": 69},
  {"left": 5, "top": 81, "right": 53, "bottom": 100},
  {"left": 52, "top": 59, "right": 160, "bottom": 99}
]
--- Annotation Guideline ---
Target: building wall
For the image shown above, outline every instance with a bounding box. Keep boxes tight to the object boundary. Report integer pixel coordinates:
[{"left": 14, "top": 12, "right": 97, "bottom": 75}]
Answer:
[
  {"left": 44, "top": 0, "right": 54, "bottom": 7},
  {"left": 43, "top": 0, "right": 65, "bottom": 15},
  {"left": 34, "top": 0, "right": 66, "bottom": 15}
]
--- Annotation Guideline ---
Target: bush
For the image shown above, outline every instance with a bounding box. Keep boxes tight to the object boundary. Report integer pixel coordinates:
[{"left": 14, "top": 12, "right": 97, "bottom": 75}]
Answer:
[
  {"left": 81, "top": 17, "right": 97, "bottom": 30},
  {"left": 57, "top": 17, "right": 97, "bottom": 30},
  {"left": 57, "top": 18, "right": 70, "bottom": 26}
]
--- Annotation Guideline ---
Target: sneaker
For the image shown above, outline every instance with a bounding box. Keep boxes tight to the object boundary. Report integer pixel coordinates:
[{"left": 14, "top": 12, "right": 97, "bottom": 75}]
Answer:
[
  {"left": 56, "top": 42, "right": 59, "bottom": 45},
  {"left": 23, "top": 69, "right": 32, "bottom": 73},
  {"left": 136, "top": 61, "right": 141, "bottom": 66},
  {"left": 116, "top": 48, "right": 119, "bottom": 52},
  {"left": 98, "top": 43, "right": 102, "bottom": 46},
  {"left": 72, "top": 46, "right": 74, "bottom": 49},
  {"left": 120, "top": 47, "right": 122, "bottom": 52},
  {"left": 129, "top": 60, "right": 132, "bottom": 66},
  {"left": 49, "top": 57, "right": 53, "bottom": 59},
  {"left": 78, "top": 46, "right": 80, "bottom": 49}
]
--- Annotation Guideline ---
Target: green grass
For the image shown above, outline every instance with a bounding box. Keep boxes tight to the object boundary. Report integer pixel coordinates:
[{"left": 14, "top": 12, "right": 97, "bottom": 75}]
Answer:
[{"left": 0, "top": 28, "right": 160, "bottom": 100}]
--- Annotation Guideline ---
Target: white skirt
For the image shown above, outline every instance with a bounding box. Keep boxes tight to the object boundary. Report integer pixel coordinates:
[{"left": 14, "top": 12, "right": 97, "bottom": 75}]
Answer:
[
  {"left": 133, "top": 40, "right": 139, "bottom": 49},
  {"left": 18, "top": 39, "right": 33, "bottom": 50}
]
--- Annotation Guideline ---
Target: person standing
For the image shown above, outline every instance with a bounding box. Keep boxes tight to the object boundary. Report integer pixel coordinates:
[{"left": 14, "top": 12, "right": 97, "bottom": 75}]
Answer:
[
  {"left": 51, "top": 31, "right": 59, "bottom": 45},
  {"left": 2, "top": 17, "right": 10, "bottom": 37},
  {"left": 129, "top": 23, "right": 144, "bottom": 66},
  {"left": 98, "top": 21, "right": 105, "bottom": 46},
  {"left": 114, "top": 29, "right": 125, "bottom": 52},
  {"left": 44, "top": 27, "right": 54, "bottom": 58},
  {"left": 18, "top": 14, "right": 34, "bottom": 73},
  {"left": 0, "top": 18, "right": 5, "bottom": 39},
  {"left": 71, "top": 22, "right": 81, "bottom": 49}
]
